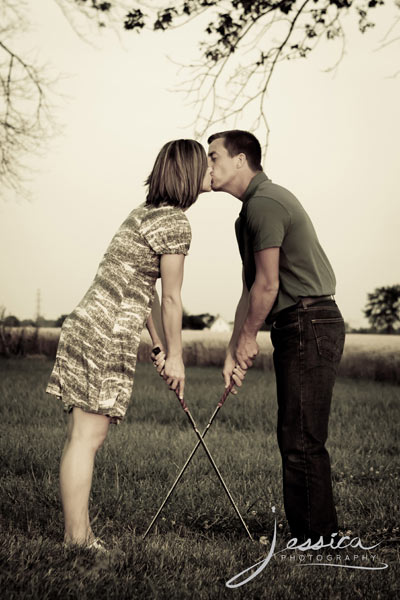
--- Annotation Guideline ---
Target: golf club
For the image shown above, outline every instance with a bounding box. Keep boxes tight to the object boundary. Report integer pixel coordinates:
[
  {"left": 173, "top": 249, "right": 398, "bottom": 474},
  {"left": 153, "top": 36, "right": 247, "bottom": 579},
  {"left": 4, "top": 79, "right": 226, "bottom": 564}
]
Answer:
[
  {"left": 143, "top": 380, "right": 234, "bottom": 538},
  {"left": 144, "top": 348, "right": 252, "bottom": 540}
]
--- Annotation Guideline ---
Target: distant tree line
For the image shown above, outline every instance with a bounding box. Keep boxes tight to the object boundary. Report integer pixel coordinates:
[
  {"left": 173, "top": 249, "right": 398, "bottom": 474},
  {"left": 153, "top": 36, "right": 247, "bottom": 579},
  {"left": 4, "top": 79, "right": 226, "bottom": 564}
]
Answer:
[
  {"left": 1, "top": 311, "right": 219, "bottom": 330},
  {"left": 182, "top": 309, "right": 215, "bottom": 330},
  {"left": 2, "top": 285, "right": 400, "bottom": 333},
  {"left": 363, "top": 285, "right": 400, "bottom": 334},
  {"left": 0, "top": 314, "right": 68, "bottom": 328}
]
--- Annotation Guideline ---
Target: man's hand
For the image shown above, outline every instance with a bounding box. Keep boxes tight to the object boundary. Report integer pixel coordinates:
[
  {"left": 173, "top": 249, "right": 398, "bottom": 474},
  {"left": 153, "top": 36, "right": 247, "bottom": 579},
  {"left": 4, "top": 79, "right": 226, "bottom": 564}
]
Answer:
[
  {"left": 223, "top": 351, "right": 247, "bottom": 395},
  {"left": 236, "top": 331, "right": 259, "bottom": 370},
  {"left": 162, "top": 355, "right": 185, "bottom": 400}
]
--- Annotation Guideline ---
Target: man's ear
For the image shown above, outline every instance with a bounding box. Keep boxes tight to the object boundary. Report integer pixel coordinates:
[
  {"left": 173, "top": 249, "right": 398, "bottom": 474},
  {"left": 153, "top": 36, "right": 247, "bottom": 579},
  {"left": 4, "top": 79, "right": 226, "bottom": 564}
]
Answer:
[{"left": 235, "top": 152, "right": 246, "bottom": 169}]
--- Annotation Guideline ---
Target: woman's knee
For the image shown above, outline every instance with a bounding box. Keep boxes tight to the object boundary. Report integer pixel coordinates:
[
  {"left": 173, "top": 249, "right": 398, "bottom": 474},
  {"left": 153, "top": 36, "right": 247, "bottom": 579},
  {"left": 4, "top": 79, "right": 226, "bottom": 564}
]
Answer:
[{"left": 68, "top": 408, "right": 110, "bottom": 451}]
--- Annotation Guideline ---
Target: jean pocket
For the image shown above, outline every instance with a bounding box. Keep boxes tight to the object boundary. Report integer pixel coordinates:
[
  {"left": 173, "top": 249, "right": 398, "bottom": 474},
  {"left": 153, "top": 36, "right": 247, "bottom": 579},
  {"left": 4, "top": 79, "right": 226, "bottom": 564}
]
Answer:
[
  {"left": 271, "top": 318, "right": 299, "bottom": 349},
  {"left": 311, "top": 318, "right": 345, "bottom": 362},
  {"left": 272, "top": 319, "right": 298, "bottom": 331}
]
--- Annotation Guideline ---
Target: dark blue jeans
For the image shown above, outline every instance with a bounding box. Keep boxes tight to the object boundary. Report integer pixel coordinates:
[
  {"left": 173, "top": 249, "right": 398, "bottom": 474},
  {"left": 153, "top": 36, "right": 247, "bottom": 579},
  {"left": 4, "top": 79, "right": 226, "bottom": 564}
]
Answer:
[{"left": 270, "top": 299, "right": 345, "bottom": 542}]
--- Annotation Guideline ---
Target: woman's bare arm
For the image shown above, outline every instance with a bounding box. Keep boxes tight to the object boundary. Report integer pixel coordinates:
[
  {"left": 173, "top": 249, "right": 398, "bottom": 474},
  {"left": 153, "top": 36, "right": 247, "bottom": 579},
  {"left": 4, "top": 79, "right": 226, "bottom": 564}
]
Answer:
[
  {"left": 146, "top": 291, "right": 167, "bottom": 371},
  {"left": 146, "top": 291, "right": 166, "bottom": 348},
  {"left": 159, "top": 253, "right": 186, "bottom": 399}
]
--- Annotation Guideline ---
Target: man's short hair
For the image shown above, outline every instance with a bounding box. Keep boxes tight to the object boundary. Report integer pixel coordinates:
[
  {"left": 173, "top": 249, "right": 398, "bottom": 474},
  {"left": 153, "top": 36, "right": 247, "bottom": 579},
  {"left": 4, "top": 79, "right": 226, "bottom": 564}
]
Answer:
[
  {"left": 145, "top": 139, "right": 208, "bottom": 209},
  {"left": 207, "top": 130, "right": 263, "bottom": 172}
]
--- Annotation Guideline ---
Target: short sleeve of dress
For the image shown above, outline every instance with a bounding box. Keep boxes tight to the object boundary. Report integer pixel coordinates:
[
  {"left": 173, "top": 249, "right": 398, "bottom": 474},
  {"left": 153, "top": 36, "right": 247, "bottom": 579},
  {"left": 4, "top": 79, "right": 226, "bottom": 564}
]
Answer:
[
  {"left": 246, "top": 196, "right": 290, "bottom": 251},
  {"left": 142, "top": 208, "right": 192, "bottom": 255}
]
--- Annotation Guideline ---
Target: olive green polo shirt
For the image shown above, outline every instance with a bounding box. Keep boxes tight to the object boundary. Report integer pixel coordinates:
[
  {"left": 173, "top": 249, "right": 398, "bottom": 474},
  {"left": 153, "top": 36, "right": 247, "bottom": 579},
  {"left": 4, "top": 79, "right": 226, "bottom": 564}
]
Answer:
[{"left": 235, "top": 172, "right": 336, "bottom": 320}]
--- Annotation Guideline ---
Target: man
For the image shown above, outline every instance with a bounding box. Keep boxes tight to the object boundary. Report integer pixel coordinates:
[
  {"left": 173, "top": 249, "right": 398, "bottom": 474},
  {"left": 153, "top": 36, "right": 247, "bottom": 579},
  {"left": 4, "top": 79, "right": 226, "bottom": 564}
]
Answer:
[{"left": 207, "top": 130, "right": 345, "bottom": 544}]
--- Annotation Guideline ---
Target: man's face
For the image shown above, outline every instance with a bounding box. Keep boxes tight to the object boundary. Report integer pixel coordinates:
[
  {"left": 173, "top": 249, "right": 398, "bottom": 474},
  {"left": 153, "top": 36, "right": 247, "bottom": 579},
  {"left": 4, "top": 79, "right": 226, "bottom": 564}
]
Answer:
[{"left": 208, "top": 138, "right": 238, "bottom": 191}]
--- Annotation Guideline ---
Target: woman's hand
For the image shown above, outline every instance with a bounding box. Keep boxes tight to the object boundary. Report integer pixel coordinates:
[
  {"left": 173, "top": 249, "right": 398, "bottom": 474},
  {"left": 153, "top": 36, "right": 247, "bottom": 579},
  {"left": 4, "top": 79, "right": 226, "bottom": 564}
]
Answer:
[
  {"left": 151, "top": 344, "right": 166, "bottom": 375},
  {"left": 162, "top": 355, "right": 185, "bottom": 400}
]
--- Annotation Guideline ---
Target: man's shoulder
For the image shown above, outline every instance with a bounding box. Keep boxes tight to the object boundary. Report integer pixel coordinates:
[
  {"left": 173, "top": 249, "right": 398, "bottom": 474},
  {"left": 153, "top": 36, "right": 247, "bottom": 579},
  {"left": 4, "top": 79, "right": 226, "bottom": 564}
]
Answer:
[
  {"left": 251, "top": 179, "right": 296, "bottom": 202},
  {"left": 249, "top": 179, "right": 303, "bottom": 216},
  {"left": 247, "top": 188, "right": 291, "bottom": 216}
]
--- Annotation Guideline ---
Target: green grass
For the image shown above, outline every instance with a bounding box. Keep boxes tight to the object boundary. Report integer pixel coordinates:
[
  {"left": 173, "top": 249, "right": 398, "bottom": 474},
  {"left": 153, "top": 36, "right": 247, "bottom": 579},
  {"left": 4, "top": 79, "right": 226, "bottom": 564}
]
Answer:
[{"left": 0, "top": 358, "right": 399, "bottom": 599}]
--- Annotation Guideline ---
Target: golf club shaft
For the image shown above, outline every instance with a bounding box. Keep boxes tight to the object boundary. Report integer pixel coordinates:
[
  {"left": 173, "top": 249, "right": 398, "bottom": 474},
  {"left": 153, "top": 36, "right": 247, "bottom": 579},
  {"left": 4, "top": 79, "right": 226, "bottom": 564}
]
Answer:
[
  {"left": 144, "top": 381, "right": 252, "bottom": 540},
  {"left": 182, "top": 405, "right": 253, "bottom": 540},
  {"left": 143, "top": 398, "right": 227, "bottom": 540}
]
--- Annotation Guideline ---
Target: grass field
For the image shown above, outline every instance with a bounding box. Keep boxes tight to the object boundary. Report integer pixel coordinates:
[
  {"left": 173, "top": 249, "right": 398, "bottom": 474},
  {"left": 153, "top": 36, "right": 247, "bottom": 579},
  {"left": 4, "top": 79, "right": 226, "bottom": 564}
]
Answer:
[{"left": 0, "top": 358, "right": 399, "bottom": 599}]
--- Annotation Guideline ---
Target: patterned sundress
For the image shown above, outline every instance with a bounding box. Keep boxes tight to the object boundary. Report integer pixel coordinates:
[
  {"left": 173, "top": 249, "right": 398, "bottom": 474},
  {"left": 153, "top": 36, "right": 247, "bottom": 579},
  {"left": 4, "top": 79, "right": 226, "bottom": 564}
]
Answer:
[{"left": 46, "top": 203, "right": 191, "bottom": 423}]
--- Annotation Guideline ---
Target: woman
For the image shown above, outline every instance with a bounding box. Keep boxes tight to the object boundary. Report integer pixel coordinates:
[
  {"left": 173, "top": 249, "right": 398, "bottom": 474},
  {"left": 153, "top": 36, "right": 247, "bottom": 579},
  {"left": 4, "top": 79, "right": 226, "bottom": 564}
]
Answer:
[{"left": 46, "top": 139, "right": 211, "bottom": 550}]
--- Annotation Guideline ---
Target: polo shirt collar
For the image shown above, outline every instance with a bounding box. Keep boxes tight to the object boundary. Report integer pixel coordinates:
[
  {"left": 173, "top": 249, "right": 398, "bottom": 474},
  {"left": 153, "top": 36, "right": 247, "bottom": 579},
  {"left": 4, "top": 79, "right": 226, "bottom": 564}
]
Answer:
[{"left": 240, "top": 171, "right": 269, "bottom": 213}]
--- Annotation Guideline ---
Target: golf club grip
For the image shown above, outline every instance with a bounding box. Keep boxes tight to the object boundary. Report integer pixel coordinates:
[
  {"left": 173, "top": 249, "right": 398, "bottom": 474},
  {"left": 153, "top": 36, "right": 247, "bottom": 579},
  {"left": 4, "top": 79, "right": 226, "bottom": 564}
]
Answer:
[{"left": 219, "top": 379, "right": 235, "bottom": 406}]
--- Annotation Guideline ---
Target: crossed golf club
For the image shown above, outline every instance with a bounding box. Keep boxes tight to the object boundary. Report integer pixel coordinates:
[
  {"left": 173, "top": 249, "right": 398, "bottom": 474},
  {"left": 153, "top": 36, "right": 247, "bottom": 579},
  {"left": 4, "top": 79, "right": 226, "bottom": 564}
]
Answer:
[{"left": 143, "top": 348, "right": 253, "bottom": 540}]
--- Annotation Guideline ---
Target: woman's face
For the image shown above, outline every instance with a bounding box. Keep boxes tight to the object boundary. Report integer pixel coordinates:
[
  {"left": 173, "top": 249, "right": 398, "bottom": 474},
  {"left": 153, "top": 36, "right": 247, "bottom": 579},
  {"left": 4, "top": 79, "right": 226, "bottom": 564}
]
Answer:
[{"left": 201, "top": 165, "right": 212, "bottom": 193}]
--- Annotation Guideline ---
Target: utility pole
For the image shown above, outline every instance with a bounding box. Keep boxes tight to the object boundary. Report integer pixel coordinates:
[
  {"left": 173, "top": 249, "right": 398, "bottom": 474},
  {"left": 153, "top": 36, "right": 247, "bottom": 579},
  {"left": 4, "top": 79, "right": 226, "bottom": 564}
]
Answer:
[{"left": 36, "top": 289, "right": 41, "bottom": 326}]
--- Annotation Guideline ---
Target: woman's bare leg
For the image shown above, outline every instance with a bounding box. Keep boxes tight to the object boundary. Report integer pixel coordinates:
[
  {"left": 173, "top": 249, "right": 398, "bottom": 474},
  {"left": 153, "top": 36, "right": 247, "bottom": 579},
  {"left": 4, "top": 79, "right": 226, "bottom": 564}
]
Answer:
[{"left": 60, "top": 407, "right": 110, "bottom": 544}]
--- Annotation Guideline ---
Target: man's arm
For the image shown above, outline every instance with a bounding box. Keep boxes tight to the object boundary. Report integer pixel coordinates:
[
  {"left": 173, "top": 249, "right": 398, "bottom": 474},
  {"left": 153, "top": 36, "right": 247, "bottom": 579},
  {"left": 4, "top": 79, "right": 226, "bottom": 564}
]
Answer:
[
  {"left": 228, "top": 268, "right": 249, "bottom": 354},
  {"left": 235, "top": 247, "right": 280, "bottom": 370},
  {"left": 222, "top": 269, "right": 249, "bottom": 389}
]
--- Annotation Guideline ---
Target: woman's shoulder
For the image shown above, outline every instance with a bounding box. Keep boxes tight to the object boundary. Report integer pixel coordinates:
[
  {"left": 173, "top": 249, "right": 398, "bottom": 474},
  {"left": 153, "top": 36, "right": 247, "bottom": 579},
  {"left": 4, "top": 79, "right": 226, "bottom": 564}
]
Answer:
[
  {"left": 140, "top": 204, "right": 191, "bottom": 255},
  {"left": 142, "top": 204, "right": 190, "bottom": 228},
  {"left": 120, "top": 201, "right": 186, "bottom": 223}
]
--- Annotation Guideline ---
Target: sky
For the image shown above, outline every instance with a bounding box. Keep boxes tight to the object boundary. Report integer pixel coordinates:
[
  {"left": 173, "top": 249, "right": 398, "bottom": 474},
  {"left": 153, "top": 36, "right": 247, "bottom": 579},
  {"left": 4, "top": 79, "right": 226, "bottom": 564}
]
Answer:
[{"left": 1, "top": 1, "right": 399, "bottom": 328}]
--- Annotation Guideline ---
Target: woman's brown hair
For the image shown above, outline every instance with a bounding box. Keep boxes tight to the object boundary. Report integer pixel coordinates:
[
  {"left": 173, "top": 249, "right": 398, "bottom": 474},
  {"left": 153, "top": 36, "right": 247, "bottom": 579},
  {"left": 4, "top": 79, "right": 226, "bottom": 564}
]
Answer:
[{"left": 145, "top": 139, "right": 208, "bottom": 209}]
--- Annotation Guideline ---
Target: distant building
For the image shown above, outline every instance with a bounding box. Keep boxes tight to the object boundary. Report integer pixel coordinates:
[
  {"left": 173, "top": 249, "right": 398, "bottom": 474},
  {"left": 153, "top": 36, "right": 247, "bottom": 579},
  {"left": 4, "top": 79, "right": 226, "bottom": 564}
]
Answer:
[{"left": 209, "top": 315, "right": 232, "bottom": 333}]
